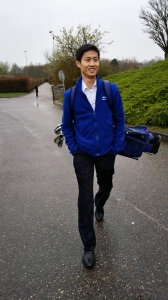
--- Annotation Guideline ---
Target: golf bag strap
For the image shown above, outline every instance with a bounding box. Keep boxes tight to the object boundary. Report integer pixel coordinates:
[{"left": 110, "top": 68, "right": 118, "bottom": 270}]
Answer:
[
  {"left": 70, "top": 85, "right": 77, "bottom": 118},
  {"left": 70, "top": 85, "right": 76, "bottom": 108},
  {"left": 102, "top": 80, "right": 117, "bottom": 119}
]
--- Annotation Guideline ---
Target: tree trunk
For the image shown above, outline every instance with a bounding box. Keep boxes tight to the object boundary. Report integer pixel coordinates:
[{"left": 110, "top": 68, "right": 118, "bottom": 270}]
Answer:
[{"left": 165, "top": 51, "right": 168, "bottom": 59}]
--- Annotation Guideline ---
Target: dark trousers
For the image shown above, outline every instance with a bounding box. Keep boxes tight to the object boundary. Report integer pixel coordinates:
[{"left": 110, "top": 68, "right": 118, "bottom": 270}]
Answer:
[{"left": 73, "top": 149, "right": 115, "bottom": 251}]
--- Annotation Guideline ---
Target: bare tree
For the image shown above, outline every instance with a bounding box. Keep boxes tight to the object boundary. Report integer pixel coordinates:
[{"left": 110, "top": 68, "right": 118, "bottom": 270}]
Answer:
[
  {"left": 0, "top": 61, "right": 10, "bottom": 75},
  {"left": 10, "top": 63, "right": 21, "bottom": 76},
  {"left": 53, "top": 24, "right": 113, "bottom": 60},
  {"left": 139, "top": 0, "right": 168, "bottom": 59},
  {"left": 44, "top": 23, "right": 113, "bottom": 85}
]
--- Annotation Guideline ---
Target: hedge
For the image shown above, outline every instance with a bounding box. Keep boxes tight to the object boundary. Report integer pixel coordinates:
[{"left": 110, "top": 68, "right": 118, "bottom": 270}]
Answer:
[{"left": 0, "top": 77, "right": 44, "bottom": 93}]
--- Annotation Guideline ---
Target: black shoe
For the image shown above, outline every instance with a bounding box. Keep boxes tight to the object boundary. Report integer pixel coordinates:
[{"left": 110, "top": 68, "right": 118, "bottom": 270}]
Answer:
[
  {"left": 95, "top": 210, "right": 104, "bottom": 222},
  {"left": 83, "top": 251, "right": 95, "bottom": 268}
]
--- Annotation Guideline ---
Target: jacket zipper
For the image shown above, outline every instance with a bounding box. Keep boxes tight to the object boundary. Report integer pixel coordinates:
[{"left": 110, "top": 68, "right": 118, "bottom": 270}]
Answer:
[{"left": 93, "top": 111, "right": 100, "bottom": 155}]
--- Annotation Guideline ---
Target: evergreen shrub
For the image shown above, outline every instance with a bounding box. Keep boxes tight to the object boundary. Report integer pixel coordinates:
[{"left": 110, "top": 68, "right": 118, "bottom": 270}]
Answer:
[
  {"left": 0, "top": 77, "right": 44, "bottom": 93},
  {"left": 103, "top": 59, "right": 168, "bottom": 127}
]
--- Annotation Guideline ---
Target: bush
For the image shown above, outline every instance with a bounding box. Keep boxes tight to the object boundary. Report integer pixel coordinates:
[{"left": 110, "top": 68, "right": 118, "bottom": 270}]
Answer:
[
  {"left": 0, "top": 77, "right": 44, "bottom": 93},
  {"left": 103, "top": 59, "right": 168, "bottom": 127}
]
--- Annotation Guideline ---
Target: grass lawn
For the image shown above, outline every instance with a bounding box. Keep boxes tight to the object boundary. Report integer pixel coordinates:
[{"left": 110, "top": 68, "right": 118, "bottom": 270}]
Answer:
[{"left": 0, "top": 92, "right": 28, "bottom": 98}]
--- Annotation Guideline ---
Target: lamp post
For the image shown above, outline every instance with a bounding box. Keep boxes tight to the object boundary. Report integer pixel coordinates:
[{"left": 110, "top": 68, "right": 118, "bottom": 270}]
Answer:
[
  {"left": 24, "top": 51, "right": 28, "bottom": 77},
  {"left": 49, "top": 31, "right": 56, "bottom": 81},
  {"left": 49, "top": 31, "right": 54, "bottom": 53}
]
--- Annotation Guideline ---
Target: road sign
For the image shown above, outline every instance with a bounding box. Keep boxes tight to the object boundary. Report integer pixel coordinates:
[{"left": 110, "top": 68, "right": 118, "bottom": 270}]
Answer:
[{"left": 58, "top": 70, "right": 65, "bottom": 82}]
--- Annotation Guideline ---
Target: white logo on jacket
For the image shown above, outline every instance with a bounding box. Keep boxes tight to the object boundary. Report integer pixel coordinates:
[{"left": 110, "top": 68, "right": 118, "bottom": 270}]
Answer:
[{"left": 102, "top": 96, "right": 107, "bottom": 101}]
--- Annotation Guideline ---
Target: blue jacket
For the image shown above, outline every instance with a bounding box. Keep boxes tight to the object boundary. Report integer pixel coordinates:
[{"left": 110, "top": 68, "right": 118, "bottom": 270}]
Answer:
[{"left": 62, "top": 76, "right": 125, "bottom": 156}]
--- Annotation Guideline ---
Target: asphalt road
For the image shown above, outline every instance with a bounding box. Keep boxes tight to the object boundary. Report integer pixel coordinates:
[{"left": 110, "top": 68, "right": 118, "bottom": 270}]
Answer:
[{"left": 0, "top": 83, "right": 168, "bottom": 300}]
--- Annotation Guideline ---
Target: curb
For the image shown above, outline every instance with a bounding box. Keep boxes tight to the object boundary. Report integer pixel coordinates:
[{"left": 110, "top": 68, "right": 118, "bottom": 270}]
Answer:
[{"left": 53, "top": 100, "right": 62, "bottom": 106}]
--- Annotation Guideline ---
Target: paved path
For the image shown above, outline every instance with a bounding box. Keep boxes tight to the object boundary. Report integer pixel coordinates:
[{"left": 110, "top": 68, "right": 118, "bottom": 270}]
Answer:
[{"left": 0, "top": 83, "right": 168, "bottom": 299}]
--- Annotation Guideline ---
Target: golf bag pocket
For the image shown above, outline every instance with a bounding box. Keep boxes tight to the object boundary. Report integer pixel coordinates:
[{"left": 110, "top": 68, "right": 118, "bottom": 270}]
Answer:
[
  {"left": 119, "top": 126, "right": 149, "bottom": 159},
  {"left": 119, "top": 136, "right": 146, "bottom": 159},
  {"left": 144, "top": 132, "right": 161, "bottom": 154}
]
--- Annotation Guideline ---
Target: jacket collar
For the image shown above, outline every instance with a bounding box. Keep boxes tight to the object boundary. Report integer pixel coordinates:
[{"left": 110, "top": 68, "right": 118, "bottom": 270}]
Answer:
[{"left": 76, "top": 74, "right": 101, "bottom": 91}]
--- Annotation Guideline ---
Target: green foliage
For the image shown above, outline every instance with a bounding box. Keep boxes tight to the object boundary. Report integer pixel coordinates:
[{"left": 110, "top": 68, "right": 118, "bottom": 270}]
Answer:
[{"left": 103, "top": 59, "right": 168, "bottom": 127}]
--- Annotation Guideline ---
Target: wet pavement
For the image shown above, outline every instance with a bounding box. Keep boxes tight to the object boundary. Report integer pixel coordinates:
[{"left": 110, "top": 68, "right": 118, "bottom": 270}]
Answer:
[{"left": 0, "top": 83, "right": 168, "bottom": 300}]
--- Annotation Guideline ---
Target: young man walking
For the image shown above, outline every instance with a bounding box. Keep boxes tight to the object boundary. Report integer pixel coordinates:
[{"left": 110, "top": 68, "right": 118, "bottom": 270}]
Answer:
[{"left": 62, "top": 44, "right": 125, "bottom": 268}]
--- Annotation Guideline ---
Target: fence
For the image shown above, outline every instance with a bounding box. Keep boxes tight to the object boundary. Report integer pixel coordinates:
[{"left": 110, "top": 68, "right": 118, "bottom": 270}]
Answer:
[{"left": 52, "top": 84, "right": 64, "bottom": 101}]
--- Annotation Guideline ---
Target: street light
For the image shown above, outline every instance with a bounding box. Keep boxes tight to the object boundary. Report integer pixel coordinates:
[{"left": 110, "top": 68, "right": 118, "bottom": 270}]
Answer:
[
  {"left": 24, "top": 51, "right": 28, "bottom": 77},
  {"left": 49, "top": 31, "right": 55, "bottom": 53}
]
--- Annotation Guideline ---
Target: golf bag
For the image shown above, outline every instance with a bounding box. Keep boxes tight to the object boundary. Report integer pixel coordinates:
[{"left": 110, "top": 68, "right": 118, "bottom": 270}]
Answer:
[
  {"left": 54, "top": 81, "right": 161, "bottom": 159},
  {"left": 118, "top": 125, "right": 161, "bottom": 159}
]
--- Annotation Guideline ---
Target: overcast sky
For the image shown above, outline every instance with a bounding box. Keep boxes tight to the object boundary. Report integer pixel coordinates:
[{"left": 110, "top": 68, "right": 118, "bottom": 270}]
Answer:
[{"left": 0, "top": 0, "right": 164, "bottom": 67}]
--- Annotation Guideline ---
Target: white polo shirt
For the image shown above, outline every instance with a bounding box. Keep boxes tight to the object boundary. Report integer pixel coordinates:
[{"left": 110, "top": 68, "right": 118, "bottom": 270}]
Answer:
[{"left": 82, "top": 80, "right": 97, "bottom": 111}]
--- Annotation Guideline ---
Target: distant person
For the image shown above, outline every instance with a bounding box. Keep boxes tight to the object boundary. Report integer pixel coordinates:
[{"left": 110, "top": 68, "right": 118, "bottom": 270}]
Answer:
[
  {"left": 61, "top": 44, "right": 125, "bottom": 268},
  {"left": 35, "top": 86, "right": 38, "bottom": 97}
]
